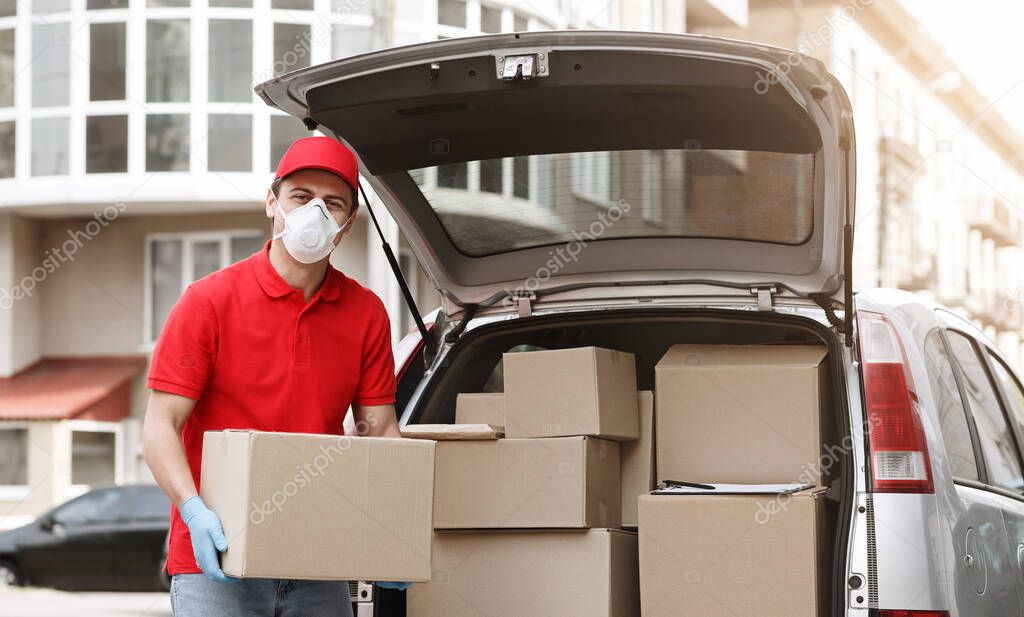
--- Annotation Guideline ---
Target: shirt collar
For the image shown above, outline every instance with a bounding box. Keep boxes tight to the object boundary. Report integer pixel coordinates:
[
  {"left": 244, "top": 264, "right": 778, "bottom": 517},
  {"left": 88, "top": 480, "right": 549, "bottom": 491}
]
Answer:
[{"left": 254, "top": 239, "right": 343, "bottom": 302}]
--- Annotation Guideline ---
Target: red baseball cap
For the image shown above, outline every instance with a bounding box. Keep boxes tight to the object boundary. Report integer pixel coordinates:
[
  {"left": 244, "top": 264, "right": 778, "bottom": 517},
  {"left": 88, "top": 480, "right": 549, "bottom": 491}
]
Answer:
[{"left": 274, "top": 136, "right": 359, "bottom": 192}]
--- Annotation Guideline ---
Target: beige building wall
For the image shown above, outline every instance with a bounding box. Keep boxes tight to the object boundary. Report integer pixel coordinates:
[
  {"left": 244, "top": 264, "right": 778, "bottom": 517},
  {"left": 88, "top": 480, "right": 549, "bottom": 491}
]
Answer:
[
  {"left": 0, "top": 422, "right": 69, "bottom": 524},
  {"left": 0, "top": 213, "right": 43, "bottom": 377}
]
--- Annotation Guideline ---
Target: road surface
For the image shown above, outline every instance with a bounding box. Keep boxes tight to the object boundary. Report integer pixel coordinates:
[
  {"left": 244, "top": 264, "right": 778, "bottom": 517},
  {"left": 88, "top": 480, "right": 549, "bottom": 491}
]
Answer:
[{"left": 0, "top": 587, "right": 172, "bottom": 617}]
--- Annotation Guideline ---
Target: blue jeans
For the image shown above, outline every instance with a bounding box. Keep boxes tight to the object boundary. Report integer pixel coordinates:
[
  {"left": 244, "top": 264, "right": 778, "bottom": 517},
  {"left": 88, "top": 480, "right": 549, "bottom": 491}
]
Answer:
[{"left": 170, "top": 574, "right": 354, "bottom": 617}]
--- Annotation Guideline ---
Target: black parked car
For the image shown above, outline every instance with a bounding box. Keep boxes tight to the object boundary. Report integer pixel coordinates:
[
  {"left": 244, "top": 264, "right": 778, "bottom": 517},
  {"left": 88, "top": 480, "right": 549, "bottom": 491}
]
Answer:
[{"left": 0, "top": 484, "right": 170, "bottom": 591}]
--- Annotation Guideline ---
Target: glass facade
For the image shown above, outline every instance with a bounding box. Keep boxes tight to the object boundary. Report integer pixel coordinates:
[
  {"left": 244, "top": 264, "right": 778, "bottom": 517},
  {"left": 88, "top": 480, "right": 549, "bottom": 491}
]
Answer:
[
  {"left": 32, "top": 22, "right": 70, "bottom": 107},
  {"left": 0, "top": 1, "right": 556, "bottom": 182},
  {"left": 209, "top": 20, "right": 252, "bottom": 102},
  {"left": 86, "top": 115, "right": 129, "bottom": 173},
  {"left": 146, "top": 114, "right": 190, "bottom": 172},
  {"left": 147, "top": 20, "right": 190, "bottom": 103},
  {"left": 90, "top": 22, "right": 127, "bottom": 101},
  {"left": 31, "top": 117, "right": 69, "bottom": 176}
]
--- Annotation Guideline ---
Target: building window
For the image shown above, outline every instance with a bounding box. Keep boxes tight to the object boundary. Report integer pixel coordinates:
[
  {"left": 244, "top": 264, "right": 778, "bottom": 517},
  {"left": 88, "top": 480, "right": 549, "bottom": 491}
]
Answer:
[
  {"left": 512, "top": 156, "right": 529, "bottom": 199},
  {"left": 270, "top": 115, "right": 310, "bottom": 169},
  {"left": 0, "top": 120, "right": 13, "bottom": 178},
  {"left": 437, "top": 162, "right": 467, "bottom": 189},
  {"left": 438, "top": 0, "right": 466, "bottom": 28},
  {"left": 0, "top": 1, "right": 14, "bottom": 16},
  {"left": 88, "top": 0, "right": 129, "bottom": 8},
  {"left": 86, "top": 115, "right": 128, "bottom": 173},
  {"left": 272, "top": 0, "right": 313, "bottom": 8},
  {"left": 32, "top": 117, "right": 69, "bottom": 176},
  {"left": 146, "top": 114, "right": 189, "bottom": 171},
  {"left": 208, "top": 114, "right": 252, "bottom": 172},
  {"left": 332, "top": 24, "right": 373, "bottom": 58},
  {"left": 148, "top": 0, "right": 190, "bottom": 6},
  {"left": 147, "top": 19, "right": 190, "bottom": 103},
  {"left": 481, "top": 5, "right": 502, "bottom": 33},
  {"left": 71, "top": 429, "right": 117, "bottom": 488},
  {"left": 0, "top": 29, "right": 12, "bottom": 107},
  {"left": 147, "top": 232, "right": 264, "bottom": 342},
  {"left": 570, "top": 151, "right": 616, "bottom": 205},
  {"left": 90, "top": 22, "right": 126, "bottom": 101},
  {"left": 209, "top": 20, "right": 252, "bottom": 102},
  {"left": 33, "top": 22, "right": 71, "bottom": 107},
  {"left": 480, "top": 158, "right": 503, "bottom": 194},
  {"left": 273, "top": 23, "right": 311, "bottom": 77},
  {"left": 210, "top": 0, "right": 250, "bottom": 6},
  {"left": 397, "top": 251, "right": 419, "bottom": 336},
  {"left": 642, "top": 150, "right": 662, "bottom": 222},
  {"left": 513, "top": 12, "right": 528, "bottom": 31},
  {"left": 0, "top": 428, "right": 28, "bottom": 488}
]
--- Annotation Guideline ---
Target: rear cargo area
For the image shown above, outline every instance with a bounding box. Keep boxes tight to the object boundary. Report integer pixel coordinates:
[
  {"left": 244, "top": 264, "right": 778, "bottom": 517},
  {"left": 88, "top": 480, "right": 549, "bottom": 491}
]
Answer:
[{"left": 399, "top": 307, "right": 849, "bottom": 617}]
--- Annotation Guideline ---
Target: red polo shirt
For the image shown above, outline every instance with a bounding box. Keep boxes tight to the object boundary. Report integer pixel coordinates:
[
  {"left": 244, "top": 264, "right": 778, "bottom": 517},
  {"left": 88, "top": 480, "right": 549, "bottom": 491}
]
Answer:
[{"left": 148, "top": 240, "right": 397, "bottom": 575}]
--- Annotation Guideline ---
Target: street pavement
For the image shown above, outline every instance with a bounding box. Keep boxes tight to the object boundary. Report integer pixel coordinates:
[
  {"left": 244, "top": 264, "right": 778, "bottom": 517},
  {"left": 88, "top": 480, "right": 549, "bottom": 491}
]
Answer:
[{"left": 0, "top": 587, "right": 172, "bottom": 617}]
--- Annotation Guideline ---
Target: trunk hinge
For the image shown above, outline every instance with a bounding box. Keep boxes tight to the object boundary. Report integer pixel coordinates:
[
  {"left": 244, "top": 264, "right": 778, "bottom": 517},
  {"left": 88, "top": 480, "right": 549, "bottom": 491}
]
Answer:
[
  {"left": 750, "top": 285, "right": 777, "bottom": 311},
  {"left": 512, "top": 291, "right": 536, "bottom": 317}
]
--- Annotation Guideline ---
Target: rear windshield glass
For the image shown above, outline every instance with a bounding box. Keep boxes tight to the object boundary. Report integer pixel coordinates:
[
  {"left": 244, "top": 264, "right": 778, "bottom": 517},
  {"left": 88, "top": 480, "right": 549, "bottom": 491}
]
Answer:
[{"left": 409, "top": 148, "right": 815, "bottom": 257}]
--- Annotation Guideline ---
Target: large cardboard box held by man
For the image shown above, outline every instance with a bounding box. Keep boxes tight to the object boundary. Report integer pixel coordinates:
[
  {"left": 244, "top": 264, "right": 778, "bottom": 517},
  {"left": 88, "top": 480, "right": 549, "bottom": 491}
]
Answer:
[
  {"left": 503, "top": 346, "right": 639, "bottom": 441},
  {"left": 638, "top": 490, "right": 828, "bottom": 617},
  {"left": 409, "top": 529, "right": 640, "bottom": 617},
  {"left": 655, "top": 344, "right": 828, "bottom": 485},
  {"left": 433, "top": 436, "right": 620, "bottom": 528},
  {"left": 200, "top": 430, "right": 434, "bottom": 581},
  {"left": 620, "top": 391, "right": 655, "bottom": 527}
]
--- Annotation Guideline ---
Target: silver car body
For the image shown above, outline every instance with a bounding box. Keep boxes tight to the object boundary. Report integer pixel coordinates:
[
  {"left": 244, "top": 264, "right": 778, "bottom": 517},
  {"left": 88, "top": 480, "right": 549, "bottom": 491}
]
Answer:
[{"left": 259, "top": 30, "right": 1024, "bottom": 617}]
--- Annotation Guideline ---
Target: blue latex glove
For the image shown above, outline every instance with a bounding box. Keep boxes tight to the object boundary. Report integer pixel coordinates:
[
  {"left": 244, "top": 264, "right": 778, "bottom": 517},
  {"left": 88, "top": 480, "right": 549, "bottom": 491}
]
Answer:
[
  {"left": 180, "top": 495, "right": 238, "bottom": 583},
  {"left": 377, "top": 581, "right": 410, "bottom": 591}
]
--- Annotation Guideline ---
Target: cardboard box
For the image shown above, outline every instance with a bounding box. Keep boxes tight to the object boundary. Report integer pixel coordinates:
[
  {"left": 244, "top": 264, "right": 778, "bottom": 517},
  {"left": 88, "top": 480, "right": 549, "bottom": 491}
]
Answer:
[
  {"left": 200, "top": 430, "right": 434, "bottom": 581},
  {"left": 655, "top": 344, "right": 828, "bottom": 485},
  {"left": 402, "top": 424, "right": 503, "bottom": 440},
  {"left": 455, "top": 393, "right": 505, "bottom": 426},
  {"left": 504, "top": 347, "right": 639, "bottom": 441},
  {"left": 621, "top": 391, "right": 655, "bottom": 527},
  {"left": 638, "top": 489, "right": 827, "bottom": 617},
  {"left": 409, "top": 529, "right": 639, "bottom": 617},
  {"left": 433, "top": 436, "right": 620, "bottom": 529}
]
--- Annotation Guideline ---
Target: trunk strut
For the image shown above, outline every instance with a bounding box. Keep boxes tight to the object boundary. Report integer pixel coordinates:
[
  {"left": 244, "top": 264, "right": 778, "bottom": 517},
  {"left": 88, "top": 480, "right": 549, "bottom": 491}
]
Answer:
[{"left": 357, "top": 181, "right": 437, "bottom": 356}]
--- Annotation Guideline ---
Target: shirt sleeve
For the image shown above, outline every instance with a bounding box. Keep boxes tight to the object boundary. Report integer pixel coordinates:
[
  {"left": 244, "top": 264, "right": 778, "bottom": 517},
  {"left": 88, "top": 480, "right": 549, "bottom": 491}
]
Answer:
[
  {"left": 147, "top": 285, "right": 219, "bottom": 400},
  {"left": 353, "top": 294, "right": 397, "bottom": 406}
]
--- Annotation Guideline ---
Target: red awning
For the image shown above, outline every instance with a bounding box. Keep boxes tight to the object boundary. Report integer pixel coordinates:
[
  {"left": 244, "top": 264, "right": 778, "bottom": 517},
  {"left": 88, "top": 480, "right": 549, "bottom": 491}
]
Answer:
[{"left": 0, "top": 357, "right": 147, "bottom": 421}]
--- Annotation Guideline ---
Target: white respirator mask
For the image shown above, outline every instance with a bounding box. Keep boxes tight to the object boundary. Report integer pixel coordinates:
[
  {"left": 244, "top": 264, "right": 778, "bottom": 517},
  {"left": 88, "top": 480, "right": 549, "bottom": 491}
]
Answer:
[{"left": 273, "top": 197, "right": 353, "bottom": 264}]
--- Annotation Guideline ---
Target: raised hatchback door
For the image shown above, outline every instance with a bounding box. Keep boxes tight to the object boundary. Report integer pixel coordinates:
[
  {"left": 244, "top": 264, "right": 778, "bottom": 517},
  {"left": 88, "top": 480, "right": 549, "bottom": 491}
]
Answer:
[{"left": 256, "top": 31, "right": 855, "bottom": 316}]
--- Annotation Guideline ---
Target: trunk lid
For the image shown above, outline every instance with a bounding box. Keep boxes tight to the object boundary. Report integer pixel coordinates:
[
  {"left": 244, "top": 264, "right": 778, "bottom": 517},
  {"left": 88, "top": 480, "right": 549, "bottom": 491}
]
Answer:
[{"left": 256, "top": 31, "right": 855, "bottom": 318}]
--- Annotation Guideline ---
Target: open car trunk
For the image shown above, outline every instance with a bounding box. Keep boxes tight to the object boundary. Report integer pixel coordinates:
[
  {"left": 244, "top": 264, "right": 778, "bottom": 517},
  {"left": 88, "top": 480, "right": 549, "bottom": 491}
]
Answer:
[{"left": 385, "top": 307, "right": 852, "bottom": 617}]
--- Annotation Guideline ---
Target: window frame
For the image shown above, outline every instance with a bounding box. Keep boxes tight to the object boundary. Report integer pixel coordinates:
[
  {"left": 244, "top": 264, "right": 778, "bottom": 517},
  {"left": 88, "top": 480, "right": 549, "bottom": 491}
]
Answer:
[
  {"left": 68, "top": 419, "right": 123, "bottom": 494},
  {"left": 978, "top": 344, "right": 1024, "bottom": 482},
  {"left": 942, "top": 327, "right": 1024, "bottom": 494},
  {"left": 925, "top": 327, "right": 986, "bottom": 484},
  {"left": 142, "top": 229, "right": 263, "bottom": 349},
  {"left": 0, "top": 422, "right": 31, "bottom": 500}
]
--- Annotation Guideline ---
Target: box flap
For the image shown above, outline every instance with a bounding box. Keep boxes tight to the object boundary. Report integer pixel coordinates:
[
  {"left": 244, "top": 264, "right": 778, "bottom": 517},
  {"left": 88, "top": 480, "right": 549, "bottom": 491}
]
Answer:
[
  {"left": 656, "top": 344, "right": 827, "bottom": 369},
  {"left": 653, "top": 482, "right": 814, "bottom": 495},
  {"left": 401, "top": 424, "right": 503, "bottom": 440}
]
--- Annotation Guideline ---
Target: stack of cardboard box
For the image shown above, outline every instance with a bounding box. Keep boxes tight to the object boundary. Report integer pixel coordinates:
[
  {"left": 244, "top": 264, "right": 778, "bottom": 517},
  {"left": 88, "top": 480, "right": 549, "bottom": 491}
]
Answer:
[
  {"left": 638, "top": 344, "right": 830, "bottom": 617},
  {"left": 408, "top": 346, "right": 651, "bottom": 617}
]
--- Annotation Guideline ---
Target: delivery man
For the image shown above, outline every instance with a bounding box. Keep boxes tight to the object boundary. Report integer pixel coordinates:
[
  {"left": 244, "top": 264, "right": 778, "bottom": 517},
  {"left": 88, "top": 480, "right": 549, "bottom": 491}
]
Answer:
[{"left": 143, "top": 136, "right": 407, "bottom": 617}]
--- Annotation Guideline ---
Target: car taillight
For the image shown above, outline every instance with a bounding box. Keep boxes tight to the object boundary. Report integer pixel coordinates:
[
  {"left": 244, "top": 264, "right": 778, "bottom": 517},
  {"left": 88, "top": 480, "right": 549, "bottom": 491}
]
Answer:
[
  {"left": 875, "top": 611, "right": 949, "bottom": 617},
  {"left": 857, "top": 311, "right": 934, "bottom": 494}
]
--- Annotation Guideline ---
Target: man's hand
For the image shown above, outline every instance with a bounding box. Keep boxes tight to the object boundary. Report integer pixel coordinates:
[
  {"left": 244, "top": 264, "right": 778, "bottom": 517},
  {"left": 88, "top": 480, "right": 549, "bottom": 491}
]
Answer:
[
  {"left": 180, "top": 496, "right": 238, "bottom": 583},
  {"left": 352, "top": 404, "right": 401, "bottom": 437}
]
